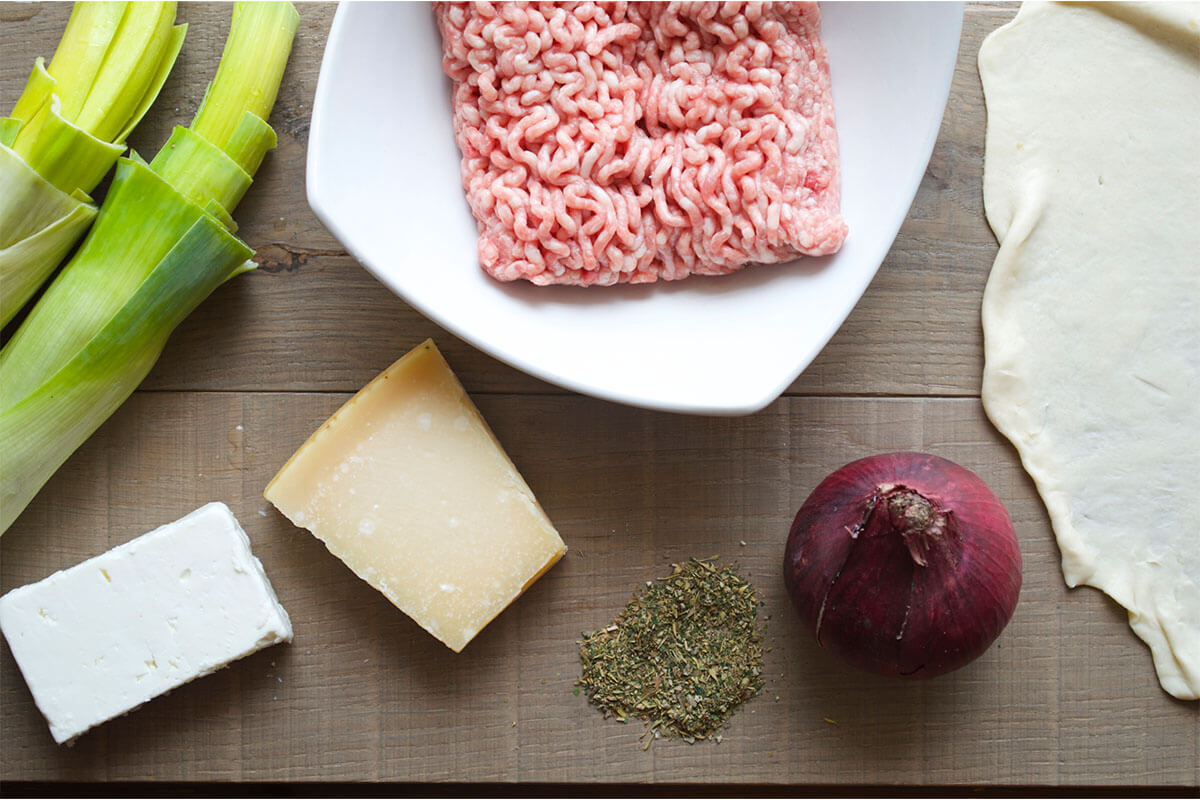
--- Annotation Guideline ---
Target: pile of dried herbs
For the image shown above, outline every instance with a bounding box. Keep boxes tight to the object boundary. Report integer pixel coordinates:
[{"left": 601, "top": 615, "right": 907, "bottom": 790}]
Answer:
[{"left": 576, "top": 558, "right": 764, "bottom": 744}]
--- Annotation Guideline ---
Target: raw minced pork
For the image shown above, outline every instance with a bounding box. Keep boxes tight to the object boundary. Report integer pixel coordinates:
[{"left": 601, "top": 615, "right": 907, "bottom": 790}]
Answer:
[{"left": 435, "top": 1, "right": 848, "bottom": 286}]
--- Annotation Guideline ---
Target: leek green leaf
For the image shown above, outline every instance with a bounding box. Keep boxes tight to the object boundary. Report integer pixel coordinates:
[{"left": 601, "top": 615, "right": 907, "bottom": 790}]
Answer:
[
  {"left": 45, "top": 1, "right": 127, "bottom": 120},
  {"left": 2, "top": 2, "right": 185, "bottom": 328},
  {"left": 0, "top": 143, "right": 99, "bottom": 326},
  {"left": 150, "top": 126, "right": 252, "bottom": 220},
  {"left": 9, "top": 57, "right": 57, "bottom": 126},
  {"left": 0, "top": 2, "right": 298, "bottom": 534},
  {"left": 2, "top": 159, "right": 229, "bottom": 397},
  {"left": 0, "top": 118, "right": 20, "bottom": 148},
  {"left": 17, "top": 91, "right": 125, "bottom": 197},
  {"left": 114, "top": 22, "right": 187, "bottom": 145},
  {"left": 221, "top": 110, "right": 277, "bottom": 178},
  {"left": 190, "top": 2, "right": 298, "bottom": 150},
  {"left": 0, "top": 207, "right": 252, "bottom": 534},
  {"left": 73, "top": 3, "right": 178, "bottom": 142}
]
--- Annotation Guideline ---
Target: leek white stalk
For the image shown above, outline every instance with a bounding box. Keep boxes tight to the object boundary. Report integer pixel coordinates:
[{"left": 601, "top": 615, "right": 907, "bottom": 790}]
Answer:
[
  {"left": 0, "top": 2, "right": 300, "bottom": 535},
  {"left": 0, "top": 2, "right": 186, "bottom": 327}
]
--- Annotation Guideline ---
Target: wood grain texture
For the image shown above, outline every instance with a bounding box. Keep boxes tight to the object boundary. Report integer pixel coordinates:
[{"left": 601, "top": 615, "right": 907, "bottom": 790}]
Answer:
[
  {"left": 1, "top": 1, "right": 1196, "bottom": 788},
  {"left": 2, "top": 392, "right": 1196, "bottom": 785}
]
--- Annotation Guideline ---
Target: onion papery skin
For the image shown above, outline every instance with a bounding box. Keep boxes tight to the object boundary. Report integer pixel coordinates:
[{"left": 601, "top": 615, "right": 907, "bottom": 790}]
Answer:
[{"left": 783, "top": 452, "right": 1022, "bottom": 679}]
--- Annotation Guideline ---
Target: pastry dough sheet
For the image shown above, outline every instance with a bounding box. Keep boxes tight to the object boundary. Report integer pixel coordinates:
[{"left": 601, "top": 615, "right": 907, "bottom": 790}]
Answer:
[{"left": 979, "top": 2, "right": 1200, "bottom": 699}]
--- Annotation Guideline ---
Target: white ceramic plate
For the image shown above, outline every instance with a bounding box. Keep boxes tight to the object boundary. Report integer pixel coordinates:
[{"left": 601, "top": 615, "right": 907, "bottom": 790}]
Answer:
[{"left": 308, "top": 2, "right": 963, "bottom": 414}]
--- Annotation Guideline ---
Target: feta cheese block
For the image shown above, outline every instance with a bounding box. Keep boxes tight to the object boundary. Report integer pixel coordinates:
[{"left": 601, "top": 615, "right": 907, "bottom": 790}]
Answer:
[
  {"left": 264, "top": 339, "right": 566, "bottom": 652},
  {"left": 0, "top": 502, "right": 292, "bottom": 744}
]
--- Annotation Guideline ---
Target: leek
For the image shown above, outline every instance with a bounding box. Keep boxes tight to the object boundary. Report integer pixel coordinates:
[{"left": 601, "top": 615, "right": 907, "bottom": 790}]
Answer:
[
  {"left": 0, "top": 2, "right": 300, "bottom": 535},
  {"left": 1, "top": 2, "right": 186, "bottom": 327}
]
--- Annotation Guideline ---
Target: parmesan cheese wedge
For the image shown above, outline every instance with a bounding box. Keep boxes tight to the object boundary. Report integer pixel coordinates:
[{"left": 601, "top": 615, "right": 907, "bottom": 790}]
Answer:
[{"left": 265, "top": 339, "right": 566, "bottom": 652}]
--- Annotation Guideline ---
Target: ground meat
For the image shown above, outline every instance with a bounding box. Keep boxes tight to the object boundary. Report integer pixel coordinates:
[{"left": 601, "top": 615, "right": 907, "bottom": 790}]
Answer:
[{"left": 435, "top": 1, "right": 847, "bottom": 286}]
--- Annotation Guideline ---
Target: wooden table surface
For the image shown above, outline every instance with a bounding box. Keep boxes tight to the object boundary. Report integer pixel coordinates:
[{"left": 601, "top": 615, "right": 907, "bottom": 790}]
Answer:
[{"left": 2, "top": 2, "right": 1197, "bottom": 789}]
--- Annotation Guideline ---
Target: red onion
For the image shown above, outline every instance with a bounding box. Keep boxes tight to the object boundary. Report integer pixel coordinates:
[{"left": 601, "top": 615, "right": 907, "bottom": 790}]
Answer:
[{"left": 783, "top": 452, "right": 1021, "bottom": 678}]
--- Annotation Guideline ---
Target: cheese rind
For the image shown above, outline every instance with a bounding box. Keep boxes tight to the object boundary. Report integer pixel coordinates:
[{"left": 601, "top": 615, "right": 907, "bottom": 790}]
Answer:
[
  {"left": 265, "top": 339, "right": 566, "bottom": 652},
  {"left": 0, "top": 502, "right": 293, "bottom": 744}
]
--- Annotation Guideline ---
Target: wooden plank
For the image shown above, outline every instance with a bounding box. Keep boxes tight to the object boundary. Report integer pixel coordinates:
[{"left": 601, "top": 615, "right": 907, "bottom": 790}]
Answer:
[{"left": 2, "top": 391, "right": 1195, "bottom": 785}]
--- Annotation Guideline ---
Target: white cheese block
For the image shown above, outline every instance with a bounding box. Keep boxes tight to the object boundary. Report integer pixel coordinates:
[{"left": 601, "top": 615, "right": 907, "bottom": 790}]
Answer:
[
  {"left": 265, "top": 339, "right": 566, "bottom": 652},
  {"left": 0, "top": 502, "right": 292, "bottom": 744}
]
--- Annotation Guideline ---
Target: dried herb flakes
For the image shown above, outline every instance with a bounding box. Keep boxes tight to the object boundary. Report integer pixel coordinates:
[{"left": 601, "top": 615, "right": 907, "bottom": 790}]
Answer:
[{"left": 577, "top": 558, "right": 764, "bottom": 743}]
